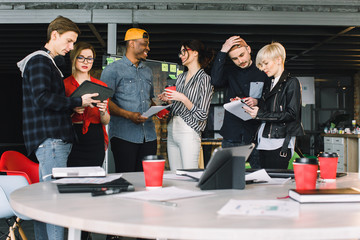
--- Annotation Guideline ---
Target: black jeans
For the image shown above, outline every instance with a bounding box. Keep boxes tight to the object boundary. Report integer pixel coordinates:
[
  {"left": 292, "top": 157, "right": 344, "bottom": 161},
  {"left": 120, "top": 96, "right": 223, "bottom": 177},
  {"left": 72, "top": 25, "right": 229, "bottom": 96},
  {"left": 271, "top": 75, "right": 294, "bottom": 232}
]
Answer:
[
  {"left": 110, "top": 137, "right": 157, "bottom": 173},
  {"left": 259, "top": 147, "right": 291, "bottom": 169}
]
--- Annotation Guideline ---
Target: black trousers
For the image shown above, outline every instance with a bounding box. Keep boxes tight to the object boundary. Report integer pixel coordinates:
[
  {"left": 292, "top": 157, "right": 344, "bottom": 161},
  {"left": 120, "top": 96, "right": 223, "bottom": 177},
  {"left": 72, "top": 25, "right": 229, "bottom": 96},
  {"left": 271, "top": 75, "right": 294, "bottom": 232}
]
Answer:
[
  {"left": 259, "top": 147, "right": 291, "bottom": 169},
  {"left": 67, "top": 123, "right": 105, "bottom": 167},
  {"left": 110, "top": 137, "right": 157, "bottom": 173}
]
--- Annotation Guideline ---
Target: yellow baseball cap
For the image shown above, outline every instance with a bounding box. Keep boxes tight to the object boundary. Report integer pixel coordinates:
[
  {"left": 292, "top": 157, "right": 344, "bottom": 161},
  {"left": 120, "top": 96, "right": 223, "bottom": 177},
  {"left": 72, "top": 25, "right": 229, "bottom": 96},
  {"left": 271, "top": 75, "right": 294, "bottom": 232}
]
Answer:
[{"left": 124, "top": 28, "right": 149, "bottom": 41}]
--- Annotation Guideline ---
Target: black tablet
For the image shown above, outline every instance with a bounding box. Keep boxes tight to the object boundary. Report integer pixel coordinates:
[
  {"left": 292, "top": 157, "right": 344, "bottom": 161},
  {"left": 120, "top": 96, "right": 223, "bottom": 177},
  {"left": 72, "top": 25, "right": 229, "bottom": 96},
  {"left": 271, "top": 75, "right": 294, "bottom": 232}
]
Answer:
[{"left": 70, "top": 80, "right": 114, "bottom": 101}]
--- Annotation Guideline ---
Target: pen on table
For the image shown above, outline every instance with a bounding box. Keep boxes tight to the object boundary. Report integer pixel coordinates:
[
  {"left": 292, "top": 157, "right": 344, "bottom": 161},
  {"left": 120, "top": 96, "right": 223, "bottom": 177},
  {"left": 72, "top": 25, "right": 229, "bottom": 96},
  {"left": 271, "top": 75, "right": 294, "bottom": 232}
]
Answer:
[
  {"left": 91, "top": 188, "right": 122, "bottom": 197},
  {"left": 178, "top": 174, "right": 199, "bottom": 182},
  {"left": 148, "top": 200, "right": 178, "bottom": 207}
]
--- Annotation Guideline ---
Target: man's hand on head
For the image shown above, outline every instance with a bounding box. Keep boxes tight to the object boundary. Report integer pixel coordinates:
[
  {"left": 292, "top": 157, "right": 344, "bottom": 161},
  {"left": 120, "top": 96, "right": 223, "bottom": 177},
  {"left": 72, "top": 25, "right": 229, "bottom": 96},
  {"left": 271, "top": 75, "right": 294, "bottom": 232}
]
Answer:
[{"left": 221, "top": 36, "right": 244, "bottom": 53}]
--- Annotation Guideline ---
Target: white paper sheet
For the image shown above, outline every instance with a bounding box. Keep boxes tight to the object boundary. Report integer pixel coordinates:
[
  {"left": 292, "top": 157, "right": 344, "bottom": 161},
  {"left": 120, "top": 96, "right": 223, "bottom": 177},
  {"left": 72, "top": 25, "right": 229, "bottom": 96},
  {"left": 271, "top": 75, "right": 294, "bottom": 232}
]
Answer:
[
  {"left": 245, "top": 169, "right": 291, "bottom": 185},
  {"left": 217, "top": 199, "right": 299, "bottom": 218},
  {"left": 141, "top": 104, "right": 172, "bottom": 118},
  {"left": 223, "top": 100, "right": 252, "bottom": 121},
  {"left": 163, "top": 172, "right": 202, "bottom": 181},
  {"left": 52, "top": 174, "right": 122, "bottom": 184},
  {"left": 117, "top": 186, "right": 213, "bottom": 201}
]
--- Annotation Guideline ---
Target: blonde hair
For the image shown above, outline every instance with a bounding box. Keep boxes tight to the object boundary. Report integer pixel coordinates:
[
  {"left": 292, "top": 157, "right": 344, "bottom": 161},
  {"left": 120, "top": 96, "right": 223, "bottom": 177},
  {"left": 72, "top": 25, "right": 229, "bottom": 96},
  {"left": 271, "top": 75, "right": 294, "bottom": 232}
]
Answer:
[
  {"left": 70, "top": 42, "right": 96, "bottom": 75},
  {"left": 256, "top": 42, "right": 286, "bottom": 68}
]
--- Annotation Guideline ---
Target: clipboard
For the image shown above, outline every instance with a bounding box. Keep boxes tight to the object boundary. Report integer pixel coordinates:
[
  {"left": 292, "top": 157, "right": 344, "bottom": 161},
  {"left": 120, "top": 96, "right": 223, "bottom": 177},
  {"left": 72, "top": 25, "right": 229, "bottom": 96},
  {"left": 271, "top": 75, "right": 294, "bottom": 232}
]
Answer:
[
  {"left": 223, "top": 100, "right": 252, "bottom": 121},
  {"left": 70, "top": 80, "right": 114, "bottom": 101}
]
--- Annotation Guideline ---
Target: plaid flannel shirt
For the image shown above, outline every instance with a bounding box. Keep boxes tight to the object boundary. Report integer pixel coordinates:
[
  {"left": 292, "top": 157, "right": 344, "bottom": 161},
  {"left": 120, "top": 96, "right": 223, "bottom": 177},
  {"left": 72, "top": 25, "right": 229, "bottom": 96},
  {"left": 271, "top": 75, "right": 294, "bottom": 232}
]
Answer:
[{"left": 19, "top": 50, "right": 82, "bottom": 155}]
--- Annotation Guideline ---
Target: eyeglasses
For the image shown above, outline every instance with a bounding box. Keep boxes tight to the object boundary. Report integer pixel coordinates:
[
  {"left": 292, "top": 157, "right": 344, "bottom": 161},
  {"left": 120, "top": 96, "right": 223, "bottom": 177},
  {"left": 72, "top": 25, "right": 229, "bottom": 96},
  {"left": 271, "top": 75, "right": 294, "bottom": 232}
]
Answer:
[
  {"left": 76, "top": 56, "right": 95, "bottom": 63},
  {"left": 178, "top": 48, "right": 192, "bottom": 57}
]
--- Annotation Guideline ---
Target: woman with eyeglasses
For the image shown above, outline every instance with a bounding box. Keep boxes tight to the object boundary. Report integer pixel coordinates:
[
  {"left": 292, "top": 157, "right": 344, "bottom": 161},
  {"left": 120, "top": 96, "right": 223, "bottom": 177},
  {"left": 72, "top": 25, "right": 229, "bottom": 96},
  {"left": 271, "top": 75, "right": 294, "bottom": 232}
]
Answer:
[
  {"left": 64, "top": 42, "right": 110, "bottom": 170},
  {"left": 158, "top": 40, "right": 214, "bottom": 170}
]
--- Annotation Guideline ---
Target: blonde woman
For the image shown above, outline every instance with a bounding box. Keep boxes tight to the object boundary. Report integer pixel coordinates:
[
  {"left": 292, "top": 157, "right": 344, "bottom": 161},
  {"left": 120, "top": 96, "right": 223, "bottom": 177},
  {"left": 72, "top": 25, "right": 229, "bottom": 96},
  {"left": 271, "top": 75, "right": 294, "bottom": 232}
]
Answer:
[{"left": 244, "top": 42, "right": 304, "bottom": 169}]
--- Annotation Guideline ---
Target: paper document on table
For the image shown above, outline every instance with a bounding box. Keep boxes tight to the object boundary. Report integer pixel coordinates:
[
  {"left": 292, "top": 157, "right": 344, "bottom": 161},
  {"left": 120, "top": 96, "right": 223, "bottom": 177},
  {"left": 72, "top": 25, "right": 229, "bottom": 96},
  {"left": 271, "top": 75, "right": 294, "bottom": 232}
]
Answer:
[
  {"left": 163, "top": 172, "right": 202, "bottom": 182},
  {"left": 223, "top": 100, "right": 252, "bottom": 121},
  {"left": 218, "top": 199, "right": 299, "bottom": 218},
  {"left": 141, "top": 104, "right": 172, "bottom": 118},
  {"left": 245, "top": 169, "right": 290, "bottom": 185},
  {"left": 53, "top": 174, "right": 122, "bottom": 184},
  {"left": 117, "top": 186, "right": 213, "bottom": 201}
]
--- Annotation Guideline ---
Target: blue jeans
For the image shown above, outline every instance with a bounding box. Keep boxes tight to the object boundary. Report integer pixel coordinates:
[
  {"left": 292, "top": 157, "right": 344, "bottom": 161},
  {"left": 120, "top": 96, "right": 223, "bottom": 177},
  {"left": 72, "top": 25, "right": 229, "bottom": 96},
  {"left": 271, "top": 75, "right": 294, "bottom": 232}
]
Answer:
[
  {"left": 222, "top": 139, "right": 261, "bottom": 169},
  {"left": 34, "top": 138, "right": 72, "bottom": 240}
]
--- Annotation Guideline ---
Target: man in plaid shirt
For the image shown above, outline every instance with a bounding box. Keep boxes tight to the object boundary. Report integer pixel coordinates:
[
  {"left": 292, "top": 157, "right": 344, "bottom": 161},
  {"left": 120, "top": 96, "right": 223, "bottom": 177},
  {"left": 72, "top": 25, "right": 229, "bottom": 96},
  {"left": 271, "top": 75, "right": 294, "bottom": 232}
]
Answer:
[{"left": 17, "top": 16, "right": 99, "bottom": 240}]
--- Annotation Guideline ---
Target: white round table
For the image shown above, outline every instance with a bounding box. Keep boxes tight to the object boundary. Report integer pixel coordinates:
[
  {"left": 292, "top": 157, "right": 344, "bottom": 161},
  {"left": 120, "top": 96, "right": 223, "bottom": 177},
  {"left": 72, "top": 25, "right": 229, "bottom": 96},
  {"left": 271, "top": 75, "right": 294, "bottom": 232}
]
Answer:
[{"left": 10, "top": 172, "right": 360, "bottom": 240}]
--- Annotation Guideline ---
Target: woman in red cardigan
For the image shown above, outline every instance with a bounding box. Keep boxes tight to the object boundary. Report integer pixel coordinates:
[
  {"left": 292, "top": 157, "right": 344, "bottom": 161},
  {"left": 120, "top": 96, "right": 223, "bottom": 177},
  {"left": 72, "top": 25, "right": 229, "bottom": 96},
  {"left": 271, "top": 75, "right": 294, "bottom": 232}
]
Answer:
[{"left": 64, "top": 42, "right": 110, "bottom": 168}]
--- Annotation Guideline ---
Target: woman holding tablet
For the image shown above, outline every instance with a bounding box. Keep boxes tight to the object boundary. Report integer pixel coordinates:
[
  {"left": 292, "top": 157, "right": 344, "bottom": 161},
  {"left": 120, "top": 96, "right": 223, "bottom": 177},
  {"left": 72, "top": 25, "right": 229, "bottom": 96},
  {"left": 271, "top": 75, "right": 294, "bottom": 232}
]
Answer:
[{"left": 64, "top": 42, "right": 110, "bottom": 168}]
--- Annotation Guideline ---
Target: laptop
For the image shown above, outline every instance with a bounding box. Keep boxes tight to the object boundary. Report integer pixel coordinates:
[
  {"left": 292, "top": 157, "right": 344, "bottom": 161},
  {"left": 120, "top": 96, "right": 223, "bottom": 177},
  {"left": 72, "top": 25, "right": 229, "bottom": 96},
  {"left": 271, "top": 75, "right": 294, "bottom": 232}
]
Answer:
[
  {"left": 52, "top": 166, "right": 106, "bottom": 178},
  {"left": 57, "top": 177, "right": 135, "bottom": 193}
]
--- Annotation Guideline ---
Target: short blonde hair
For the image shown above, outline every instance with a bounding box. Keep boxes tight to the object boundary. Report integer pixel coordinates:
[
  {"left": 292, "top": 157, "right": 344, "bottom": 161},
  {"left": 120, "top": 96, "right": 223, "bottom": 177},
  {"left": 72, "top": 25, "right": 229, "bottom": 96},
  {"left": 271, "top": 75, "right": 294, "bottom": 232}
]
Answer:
[{"left": 256, "top": 42, "right": 286, "bottom": 68}]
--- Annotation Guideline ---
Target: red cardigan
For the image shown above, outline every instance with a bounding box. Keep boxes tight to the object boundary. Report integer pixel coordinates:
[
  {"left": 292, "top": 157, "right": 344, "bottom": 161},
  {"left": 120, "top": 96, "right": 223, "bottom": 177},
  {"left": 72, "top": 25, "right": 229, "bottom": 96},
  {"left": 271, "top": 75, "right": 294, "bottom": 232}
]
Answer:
[{"left": 64, "top": 75, "right": 109, "bottom": 150}]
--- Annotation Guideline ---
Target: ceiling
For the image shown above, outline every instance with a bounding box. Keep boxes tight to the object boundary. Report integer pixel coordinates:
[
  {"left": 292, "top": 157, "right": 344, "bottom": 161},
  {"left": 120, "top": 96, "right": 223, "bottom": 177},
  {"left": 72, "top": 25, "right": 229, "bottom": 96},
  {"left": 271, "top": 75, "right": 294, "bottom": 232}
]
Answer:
[
  {"left": 1, "top": 23, "right": 359, "bottom": 78},
  {"left": 0, "top": 0, "right": 360, "bottom": 78}
]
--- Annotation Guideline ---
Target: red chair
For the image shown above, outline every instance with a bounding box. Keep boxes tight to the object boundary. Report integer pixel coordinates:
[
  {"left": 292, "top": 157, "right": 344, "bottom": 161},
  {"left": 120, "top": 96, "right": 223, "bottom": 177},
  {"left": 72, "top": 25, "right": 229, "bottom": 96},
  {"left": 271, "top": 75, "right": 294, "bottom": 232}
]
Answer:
[{"left": 0, "top": 151, "right": 39, "bottom": 184}]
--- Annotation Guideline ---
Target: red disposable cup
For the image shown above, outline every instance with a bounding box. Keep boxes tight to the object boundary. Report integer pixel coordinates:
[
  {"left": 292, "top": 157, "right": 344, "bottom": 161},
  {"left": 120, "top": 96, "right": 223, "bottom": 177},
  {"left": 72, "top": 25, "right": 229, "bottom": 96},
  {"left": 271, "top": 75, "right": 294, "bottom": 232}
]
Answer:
[
  {"left": 293, "top": 158, "right": 318, "bottom": 190},
  {"left": 165, "top": 85, "right": 176, "bottom": 91},
  {"left": 318, "top": 152, "right": 338, "bottom": 181},
  {"left": 142, "top": 155, "right": 165, "bottom": 190},
  {"left": 156, "top": 108, "right": 170, "bottom": 119}
]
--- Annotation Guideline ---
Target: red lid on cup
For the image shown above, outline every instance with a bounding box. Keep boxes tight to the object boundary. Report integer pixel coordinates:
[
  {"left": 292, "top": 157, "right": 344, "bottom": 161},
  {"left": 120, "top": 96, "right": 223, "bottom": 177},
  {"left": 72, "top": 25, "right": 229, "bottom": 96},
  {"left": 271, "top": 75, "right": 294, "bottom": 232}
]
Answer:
[{"left": 318, "top": 152, "right": 338, "bottom": 158}]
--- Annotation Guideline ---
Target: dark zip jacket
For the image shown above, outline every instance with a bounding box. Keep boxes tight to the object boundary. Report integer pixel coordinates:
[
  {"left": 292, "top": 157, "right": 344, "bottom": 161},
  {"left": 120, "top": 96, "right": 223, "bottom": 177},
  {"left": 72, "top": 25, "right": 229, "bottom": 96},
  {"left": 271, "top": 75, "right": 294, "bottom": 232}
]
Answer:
[
  {"left": 256, "top": 70, "right": 305, "bottom": 139},
  {"left": 211, "top": 51, "right": 269, "bottom": 143}
]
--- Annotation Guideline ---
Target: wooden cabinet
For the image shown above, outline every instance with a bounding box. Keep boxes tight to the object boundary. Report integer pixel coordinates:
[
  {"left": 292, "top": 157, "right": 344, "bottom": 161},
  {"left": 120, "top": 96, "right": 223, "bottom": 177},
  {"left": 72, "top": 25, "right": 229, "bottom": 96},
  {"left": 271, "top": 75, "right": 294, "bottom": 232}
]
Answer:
[{"left": 323, "top": 135, "right": 359, "bottom": 172}]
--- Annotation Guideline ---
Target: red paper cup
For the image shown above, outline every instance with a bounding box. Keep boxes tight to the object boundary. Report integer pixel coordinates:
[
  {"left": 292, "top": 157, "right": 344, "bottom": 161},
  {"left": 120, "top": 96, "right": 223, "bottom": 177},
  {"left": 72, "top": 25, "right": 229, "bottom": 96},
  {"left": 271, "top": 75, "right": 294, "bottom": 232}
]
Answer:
[
  {"left": 293, "top": 158, "right": 318, "bottom": 190},
  {"left": 318, "top": 152, "right": 338, "bottom": 181},
  {"left": 165, "top": 85, "right": 176, "bottom": 91},
  {"left": 156, "top": 108, "right": 170, "bottom": 119},
  {"left": 142, "top": 155, "right": 165, "bottom": 190}
]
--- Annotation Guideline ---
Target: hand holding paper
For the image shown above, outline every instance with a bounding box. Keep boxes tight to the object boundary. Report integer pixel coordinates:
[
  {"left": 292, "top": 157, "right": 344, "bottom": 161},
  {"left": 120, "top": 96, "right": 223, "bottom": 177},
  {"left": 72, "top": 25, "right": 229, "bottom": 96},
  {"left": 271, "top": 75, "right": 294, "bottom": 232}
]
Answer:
[
  {"left": 141, "top": 104, "right": 172, "bottom": 118},
  {"left": 243, "top": 105, "right": 259, "bottom": 119},
  {"left": 223, "top": 100, "right": 253, "bottom": 121}
]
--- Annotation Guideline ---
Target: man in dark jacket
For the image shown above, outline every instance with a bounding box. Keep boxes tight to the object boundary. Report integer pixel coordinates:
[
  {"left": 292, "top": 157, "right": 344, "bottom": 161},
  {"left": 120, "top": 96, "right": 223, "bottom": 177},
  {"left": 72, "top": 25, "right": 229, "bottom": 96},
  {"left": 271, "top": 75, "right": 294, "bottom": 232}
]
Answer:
[{"left": 211, "top": 36, "right": 270, "bottom": 168}]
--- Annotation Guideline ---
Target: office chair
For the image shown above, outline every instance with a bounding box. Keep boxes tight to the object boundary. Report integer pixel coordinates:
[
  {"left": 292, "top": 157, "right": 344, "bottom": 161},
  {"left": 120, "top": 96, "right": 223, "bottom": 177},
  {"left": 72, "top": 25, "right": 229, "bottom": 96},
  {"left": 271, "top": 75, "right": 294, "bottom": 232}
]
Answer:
[
  {"left": 0, "top": 151, "right": 39, "bottom": 184},
  {"left": 0, "top": 173, "right": 30, "bottom": 240}
]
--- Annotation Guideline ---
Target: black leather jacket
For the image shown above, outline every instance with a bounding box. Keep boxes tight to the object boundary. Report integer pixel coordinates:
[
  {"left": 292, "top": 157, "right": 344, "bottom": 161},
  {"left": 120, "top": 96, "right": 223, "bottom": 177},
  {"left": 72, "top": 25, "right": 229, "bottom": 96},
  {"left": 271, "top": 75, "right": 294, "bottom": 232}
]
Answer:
[{"left": 256, "top": 70, "right": 305, "bottom": 139}]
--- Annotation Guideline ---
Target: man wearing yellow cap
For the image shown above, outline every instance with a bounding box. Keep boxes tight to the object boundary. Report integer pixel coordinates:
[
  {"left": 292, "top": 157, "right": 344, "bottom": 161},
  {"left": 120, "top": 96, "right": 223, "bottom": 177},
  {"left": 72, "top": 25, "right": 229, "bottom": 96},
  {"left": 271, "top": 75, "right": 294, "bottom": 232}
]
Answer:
[{"left": 101, "top": 28, "right": 157, "bottom": 174}]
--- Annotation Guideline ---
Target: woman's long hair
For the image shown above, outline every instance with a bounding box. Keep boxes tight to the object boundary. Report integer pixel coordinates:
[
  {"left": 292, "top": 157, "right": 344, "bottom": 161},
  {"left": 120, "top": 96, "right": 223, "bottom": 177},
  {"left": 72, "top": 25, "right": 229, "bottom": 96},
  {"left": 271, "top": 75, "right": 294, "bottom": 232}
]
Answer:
[{"left": 180, "top": 40, "right": 214, "bottom": 69}]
